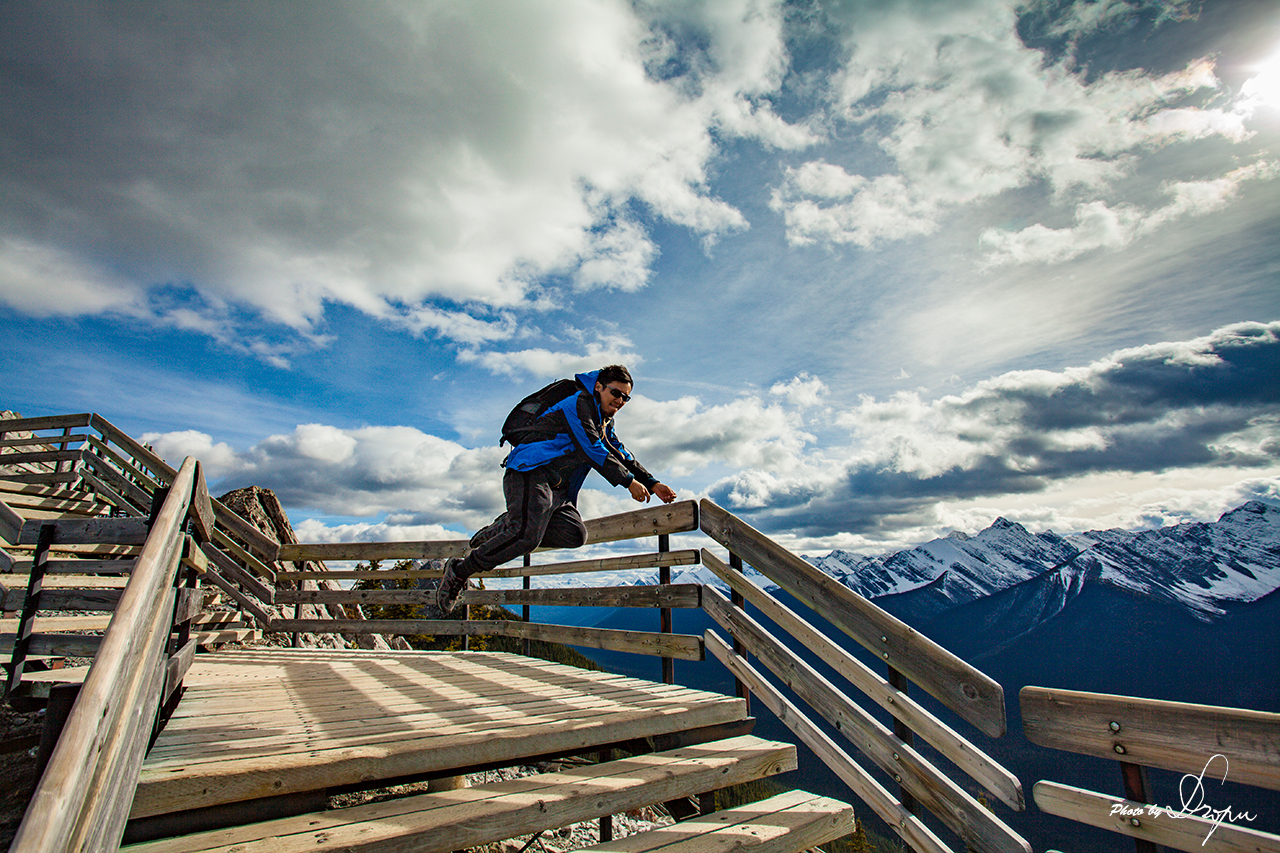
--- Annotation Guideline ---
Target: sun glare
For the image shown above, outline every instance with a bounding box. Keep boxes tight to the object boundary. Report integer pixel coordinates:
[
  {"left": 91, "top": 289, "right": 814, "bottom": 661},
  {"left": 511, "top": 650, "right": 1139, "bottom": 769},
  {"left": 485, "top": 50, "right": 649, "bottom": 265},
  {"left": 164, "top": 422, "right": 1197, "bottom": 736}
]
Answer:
[{"left": 1242, "top": 49, "right": 1280, "bottom": 108}]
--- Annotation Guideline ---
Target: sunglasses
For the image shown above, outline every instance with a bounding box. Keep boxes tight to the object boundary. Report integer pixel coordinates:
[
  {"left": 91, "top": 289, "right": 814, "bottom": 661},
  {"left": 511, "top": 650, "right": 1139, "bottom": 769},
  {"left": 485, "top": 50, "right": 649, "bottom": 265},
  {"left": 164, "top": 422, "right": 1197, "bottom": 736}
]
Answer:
[{"left": 605, "top": 387, "right": 631, "bottom": 402}]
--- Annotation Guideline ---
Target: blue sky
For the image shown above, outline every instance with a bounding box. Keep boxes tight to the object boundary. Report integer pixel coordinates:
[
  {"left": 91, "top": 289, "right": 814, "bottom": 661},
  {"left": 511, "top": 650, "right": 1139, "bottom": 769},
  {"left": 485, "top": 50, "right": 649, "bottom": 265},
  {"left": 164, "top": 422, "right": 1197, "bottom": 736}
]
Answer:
[{"left": 3, "top": 0, "right": 1278, "bottom": 555}]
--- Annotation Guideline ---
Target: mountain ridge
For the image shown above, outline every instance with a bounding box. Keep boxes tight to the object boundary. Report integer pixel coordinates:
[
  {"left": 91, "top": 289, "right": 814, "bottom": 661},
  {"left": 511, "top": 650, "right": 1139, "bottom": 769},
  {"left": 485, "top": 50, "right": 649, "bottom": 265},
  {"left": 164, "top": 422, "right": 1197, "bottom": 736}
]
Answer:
[{"left": 807, "top": 500, "right": 1280, "bottom": 623}]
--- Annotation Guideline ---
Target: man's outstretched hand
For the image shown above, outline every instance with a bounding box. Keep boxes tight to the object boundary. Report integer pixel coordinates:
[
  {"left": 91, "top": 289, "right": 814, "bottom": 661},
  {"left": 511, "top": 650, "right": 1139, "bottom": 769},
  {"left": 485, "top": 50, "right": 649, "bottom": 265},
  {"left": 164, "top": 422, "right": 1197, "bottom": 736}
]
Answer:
[
  {"left": 652, "top": 483, "right": 678, "bottom": 504},
  {"left": 629, "top": 481, "right": 679, "bottom": 503}
]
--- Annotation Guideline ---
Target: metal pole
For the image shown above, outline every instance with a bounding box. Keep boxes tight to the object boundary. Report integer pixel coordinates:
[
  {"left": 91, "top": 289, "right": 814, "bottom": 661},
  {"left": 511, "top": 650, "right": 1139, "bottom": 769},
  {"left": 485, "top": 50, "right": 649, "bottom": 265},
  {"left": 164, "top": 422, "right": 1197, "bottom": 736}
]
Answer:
[{"left": 658, "top": 533, "right": 673, "bottom": 685}]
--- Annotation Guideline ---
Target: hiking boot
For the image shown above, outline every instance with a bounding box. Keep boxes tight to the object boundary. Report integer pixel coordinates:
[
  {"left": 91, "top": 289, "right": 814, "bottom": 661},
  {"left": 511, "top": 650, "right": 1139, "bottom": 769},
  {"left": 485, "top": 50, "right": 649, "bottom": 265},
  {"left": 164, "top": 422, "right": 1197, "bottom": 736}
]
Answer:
[{"left": 434, "top": 557, "right": 469, "bottom": 615}]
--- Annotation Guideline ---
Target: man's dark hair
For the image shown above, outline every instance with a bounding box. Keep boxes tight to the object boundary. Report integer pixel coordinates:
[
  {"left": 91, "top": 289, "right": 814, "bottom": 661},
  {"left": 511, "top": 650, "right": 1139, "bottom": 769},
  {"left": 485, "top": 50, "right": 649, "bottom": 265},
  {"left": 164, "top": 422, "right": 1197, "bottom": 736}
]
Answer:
[{"left": 597, "top": 364, "right": 633, "bottom": 387}]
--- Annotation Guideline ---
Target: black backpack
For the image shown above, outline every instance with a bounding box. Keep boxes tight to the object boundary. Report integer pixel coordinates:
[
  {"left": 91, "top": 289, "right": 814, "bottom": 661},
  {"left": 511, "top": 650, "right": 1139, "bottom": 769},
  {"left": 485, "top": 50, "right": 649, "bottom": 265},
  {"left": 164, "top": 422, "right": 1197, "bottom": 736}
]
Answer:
[{"left": 500, "top": 378, "right": 582, "bottom": 446}]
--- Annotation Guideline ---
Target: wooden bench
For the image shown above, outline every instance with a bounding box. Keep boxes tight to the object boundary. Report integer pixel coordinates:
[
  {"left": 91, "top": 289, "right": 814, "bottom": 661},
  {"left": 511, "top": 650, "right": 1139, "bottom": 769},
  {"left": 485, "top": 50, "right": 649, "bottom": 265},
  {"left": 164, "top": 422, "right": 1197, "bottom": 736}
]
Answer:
[{"left": 122, "top": 735, "right": 804, "bottom": 853}]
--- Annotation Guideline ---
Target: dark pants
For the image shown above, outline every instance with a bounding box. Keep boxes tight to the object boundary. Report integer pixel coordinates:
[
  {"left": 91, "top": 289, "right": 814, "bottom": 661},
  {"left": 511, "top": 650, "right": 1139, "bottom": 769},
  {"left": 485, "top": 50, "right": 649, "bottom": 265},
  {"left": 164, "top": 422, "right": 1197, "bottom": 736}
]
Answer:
[{"left": 458, "top": 467, "right": 588, "bottom": 579}]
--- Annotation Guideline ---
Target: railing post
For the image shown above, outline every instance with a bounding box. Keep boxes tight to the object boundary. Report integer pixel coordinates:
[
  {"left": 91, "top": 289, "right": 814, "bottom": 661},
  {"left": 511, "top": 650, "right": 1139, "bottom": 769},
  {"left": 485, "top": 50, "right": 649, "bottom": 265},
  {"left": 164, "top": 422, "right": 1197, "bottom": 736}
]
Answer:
[
  {"left": 658, "top": 532, "right": 673, "bottom": 685},
  {"left": 1119, "top": 761, "right": 1159, "bottom": 853},
  {"left": 6, "top": 523, "right": 54, "bottom": 699},
  {"left": 728, "top": 552, "right": 750, "bottom": 714},
  {"left": 523, "top": 553, "right": 532, "bottom": 658},
  {"left": 886, "top": 665, "right": 918, "bottom": 816}
]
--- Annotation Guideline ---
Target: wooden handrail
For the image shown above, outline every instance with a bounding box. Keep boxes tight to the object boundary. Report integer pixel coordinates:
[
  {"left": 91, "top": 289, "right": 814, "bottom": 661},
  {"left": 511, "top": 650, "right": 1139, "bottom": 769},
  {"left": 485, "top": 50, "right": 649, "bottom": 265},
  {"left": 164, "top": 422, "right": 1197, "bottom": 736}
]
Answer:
[
  {"left": 703, "top": 586, "right": 1029, "bottom": 853},
  {"left": 705, "top": 631, "right": 953, "bottom": 853},
  {"left": 1021, "top": 687, "right": 1280, "bottom": 790},
  {"left": 274, "top": 549, "right": 700, "bottom": 580},
  {"left": 277, "top": 501, "right": 701, "bottom": 563},
  {"left": 700, "top": 498, "right": 1006, "bottom": 738},
  {"left": 702, "top": 549, "right": 1022, "bottom": 810},
  {"left": 274, "top": 583, "right": 702, "bottom": 609},
  {"left": 8, "top": 457, "right": 197, "bottom": 853},
  {"left": 0, "top": 414, "right": 93, "bottom": 433}
]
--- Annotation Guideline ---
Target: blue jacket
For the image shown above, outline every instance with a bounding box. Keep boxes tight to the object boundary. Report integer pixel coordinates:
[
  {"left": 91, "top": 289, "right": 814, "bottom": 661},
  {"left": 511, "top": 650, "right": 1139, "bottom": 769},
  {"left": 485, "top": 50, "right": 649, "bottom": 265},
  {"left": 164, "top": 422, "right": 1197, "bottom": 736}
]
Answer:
[{"left": 504, "top": 370, "right": 659, "bottom": 501}]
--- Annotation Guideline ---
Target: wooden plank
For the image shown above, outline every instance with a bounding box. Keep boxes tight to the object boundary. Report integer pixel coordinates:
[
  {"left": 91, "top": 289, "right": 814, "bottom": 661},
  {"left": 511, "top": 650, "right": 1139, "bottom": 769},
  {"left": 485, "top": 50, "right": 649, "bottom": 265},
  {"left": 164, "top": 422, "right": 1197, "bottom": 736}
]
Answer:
[
  {"left": 702, "top": 550, "right": 1022, "bottom": 810},
  {"left": 270, "top": 618, "right": 705, "bottom": 661},
  {"left": 202, "top": 541, "right": 275, "bottom": 604},
  {"left": 81, "top": 451, "right": 154, "bottom": 509},
  {"left": 182, "top": 536, "right": 209, "bottom": 574},
  {"left": 7, "top": 458, "right": 193, "bottom": 853},
  {"left": 275, "top": 583, "right": 701, "bottom": 609},
  {"left": 701, "top": 499, "right": 1006, "bottom": 738},
  {"left": 210, "top": 527, "right": 276, "bottom": 583},
  {"left": 0, "top": 449, "right": 82, "bottom": 467},
  {"left": 18, "top": 515, "right": 151, "bottom": 546},
  {"left": 1021, "top": 687, "right": 1280, "bottom": 790},
  {"left": 164, "top": 639, "right": 198, "bottom": 705},
  {"left": 85, "top": 435, "right": 162, "bottom": 490},
  {"left": 77, "top": 465, "right": 147, "bottom": 517},
  {"left": 189, "top": 462, "right": 215, "bottom": 544},
  {"left": 0, "top": 491, "right": 101, "bottom": 513},
  {"left": 705, "top": 631, "right": 954, "bottom": 853},
  {"left": 0, "top": 470, "right": 80, "bottom": 485},
  {"left": 0, "top": 414, "right": 92, "bottom": 433},
  {"left": 277, "top": 549, "right": 701, "bottom": 581},
  {"left": 1033, "top": 781, "right": 1280, "bottom": 853},
  {"left": 704, "top": 586, "right": 1029, "bottom": 853},
  {"left": 467, "top": 583, "right": 701, "bottom": 609},
  {"left": 173, "top": 587, "right": 204, "bottom": 624},
  {"left": 0, "top": 433, "right": 88, "bottom": 449},
  {"left": 132, "top": 685, "right": 747, "bottom": 818},
  {"left": 88, "top": 414, "right": 174, "bottom": 484},
  {"left": 273, "top": 501, "right": 699, "bottom": 564},
  {"left": 278, "top": 538, "right": 467, "bottom": 563},
  {"left": 0, "top": 497, "right": 21, "bottom": 544},
  {"left": 1, "top": 614, "right": 111, "bottom": 631},
  {"left": 144, "top": 683, "right": 712, "bottom": 761},
  {"left": 7, "top": 586, "right": 122, "bottom": 611},
  {"left": 581, "top": 499, "right": 699, "bottom": 545},
  {"left": 123, "top": 736, "right": 795, "bottom": 853},
  {"left": 5, "top": 558, "right": 137, "bottom": 575},
  {"left": 200, "top": 564, "right": 272, "bottom": 627},
  {"left": 0, "top": 479, "right": 87, "bottom": 498},
  {"left": 0, "top": 632, "right": 103, "bottom": 657},
  {"left": 577, "top": 790, "right": 854, "bottom": 853},
  {"left": 210, "top": 501, "right": 281, "bottom": 563}
]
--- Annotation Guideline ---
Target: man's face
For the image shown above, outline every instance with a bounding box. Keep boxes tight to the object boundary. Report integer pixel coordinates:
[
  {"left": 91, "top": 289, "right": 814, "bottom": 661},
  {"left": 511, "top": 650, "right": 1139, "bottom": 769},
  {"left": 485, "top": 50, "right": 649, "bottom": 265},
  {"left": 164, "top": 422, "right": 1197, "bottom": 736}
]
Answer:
[{"left": 596, "top": 380, "right": 632, "bottom": 418}]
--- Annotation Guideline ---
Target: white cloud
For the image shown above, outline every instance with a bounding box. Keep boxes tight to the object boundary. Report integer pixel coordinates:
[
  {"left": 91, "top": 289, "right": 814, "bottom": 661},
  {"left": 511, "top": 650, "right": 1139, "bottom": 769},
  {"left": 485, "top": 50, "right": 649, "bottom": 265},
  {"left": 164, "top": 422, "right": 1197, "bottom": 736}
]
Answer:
[
  {"left": 772, "top": 1, "right": 1263, "bottom": 250},
  {"left": 458, "top": 340, "right": 643, "bottom": 380},
  {"left": 979, "top": 161, "right": 1280, "bottom": 265},
  {"left": 0, "top": 1, "right": 802, "bottom": 342},
  {"left": 769, "top": 373, "right": 827, "bottom": 408}
]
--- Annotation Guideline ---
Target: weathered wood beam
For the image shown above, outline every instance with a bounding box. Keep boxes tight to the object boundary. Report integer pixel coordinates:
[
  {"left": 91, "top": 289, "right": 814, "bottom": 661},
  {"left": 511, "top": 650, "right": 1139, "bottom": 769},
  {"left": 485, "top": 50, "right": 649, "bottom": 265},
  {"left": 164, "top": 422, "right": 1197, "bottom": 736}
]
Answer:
[
  {"left": 702, "top": 549, "right": 1022, "bottom": 810},
  {"left": 0, "top": 414, "right": 93, "bottom": 433},
  {"left": 270, "top": 617, "right": 704, "bottom": 660},
  {"left": 1021, "top": 687, "right": 1280, "bottom": 791},
  {"left": 704, "top": 586, "right": 1029, "bottom": 853},
  {"left": 701, "top": 498, "right": 1006, "bottom": 738},
  {"left": 705, "top": 630, "right": 953, "bottom": 853},
  {"left": 17, "top": 516, "right": 151, "bottom": 547}
]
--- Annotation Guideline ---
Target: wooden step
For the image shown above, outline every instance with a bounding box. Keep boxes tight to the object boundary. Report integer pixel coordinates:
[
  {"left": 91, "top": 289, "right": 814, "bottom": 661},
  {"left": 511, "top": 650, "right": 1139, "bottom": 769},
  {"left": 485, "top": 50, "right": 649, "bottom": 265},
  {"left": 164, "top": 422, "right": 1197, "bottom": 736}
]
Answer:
[
  {"left": 576, "top": 790, "right": 854, "bottom": 852},
  {"left": 194, "top": 628, "right": 257, "bottom": 648},
  {"left": 122, "top": 735, "right": 798, "bottom": 853}
]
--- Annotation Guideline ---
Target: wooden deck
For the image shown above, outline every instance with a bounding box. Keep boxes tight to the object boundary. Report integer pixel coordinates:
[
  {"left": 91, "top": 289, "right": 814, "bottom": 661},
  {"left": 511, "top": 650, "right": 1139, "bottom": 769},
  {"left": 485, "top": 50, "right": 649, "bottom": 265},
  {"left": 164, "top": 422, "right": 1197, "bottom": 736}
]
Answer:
[{"left": 131, "top": 648, "right": 749, "bottom": 821}]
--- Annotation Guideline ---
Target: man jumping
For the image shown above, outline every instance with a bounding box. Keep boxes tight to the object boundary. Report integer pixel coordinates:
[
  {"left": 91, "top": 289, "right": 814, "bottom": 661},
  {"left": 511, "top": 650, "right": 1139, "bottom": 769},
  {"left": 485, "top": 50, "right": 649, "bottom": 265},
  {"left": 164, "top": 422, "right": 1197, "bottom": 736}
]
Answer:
[{"left": 435, "top": 364, "right": 678, "bottom": 613}]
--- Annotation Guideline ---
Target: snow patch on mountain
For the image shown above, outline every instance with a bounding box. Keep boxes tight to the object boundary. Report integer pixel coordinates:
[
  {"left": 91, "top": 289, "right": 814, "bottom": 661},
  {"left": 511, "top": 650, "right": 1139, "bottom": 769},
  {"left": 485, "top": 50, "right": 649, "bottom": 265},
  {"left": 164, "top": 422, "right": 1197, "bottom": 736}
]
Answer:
[{"left": 806, "top": 500, "right": 1280, "bottom": 622}]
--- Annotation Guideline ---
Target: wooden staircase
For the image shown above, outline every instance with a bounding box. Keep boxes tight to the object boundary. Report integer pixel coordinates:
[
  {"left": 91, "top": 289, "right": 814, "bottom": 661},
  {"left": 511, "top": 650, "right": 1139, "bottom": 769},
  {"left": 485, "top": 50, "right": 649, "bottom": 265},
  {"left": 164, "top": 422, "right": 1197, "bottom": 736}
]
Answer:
[
  {"left": 3, "top": 414, "right": 858, "bottom": 853},
  {"left": 122, "top": 734, "right": 850, "bottom": 853}
]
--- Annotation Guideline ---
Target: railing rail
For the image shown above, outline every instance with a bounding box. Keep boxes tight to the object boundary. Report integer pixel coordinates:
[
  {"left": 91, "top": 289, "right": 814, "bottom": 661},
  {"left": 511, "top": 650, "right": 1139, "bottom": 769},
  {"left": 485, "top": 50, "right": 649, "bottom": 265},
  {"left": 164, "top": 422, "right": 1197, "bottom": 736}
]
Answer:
[
  {"left": 7, "top": 457, "right": 201, "bottom": 853},
  {"left": 1021, "top": 686, "right": 1280, "bottom": 853}
]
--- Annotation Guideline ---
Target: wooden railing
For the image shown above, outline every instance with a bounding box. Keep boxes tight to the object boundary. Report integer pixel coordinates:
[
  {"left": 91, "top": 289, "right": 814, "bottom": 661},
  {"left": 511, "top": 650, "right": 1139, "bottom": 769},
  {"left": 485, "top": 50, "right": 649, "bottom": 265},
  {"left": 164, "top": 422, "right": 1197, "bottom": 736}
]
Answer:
[
  {"left": 0, "top": 413, "right": 1079, "bottom": 853},
  {"left": 1022, "top": 687, "right": 1280, "bottom": 853},
  {"left": 270, "top": 500, "right": 704, "bottom": 670},
  {"left": 698, "top": 499, "right": 1029, "bottom": 853},
  {"left": 6, "top": 457, "right": 210, "bottom": 852}
]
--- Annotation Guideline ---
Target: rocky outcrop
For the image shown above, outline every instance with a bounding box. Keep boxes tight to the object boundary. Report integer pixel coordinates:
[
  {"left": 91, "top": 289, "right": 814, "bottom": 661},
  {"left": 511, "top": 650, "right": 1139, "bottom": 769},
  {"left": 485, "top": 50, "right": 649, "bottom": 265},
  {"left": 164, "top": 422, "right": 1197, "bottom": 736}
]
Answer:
[{"left": 218, "top": 486, "right": 396, "bottom": 651}]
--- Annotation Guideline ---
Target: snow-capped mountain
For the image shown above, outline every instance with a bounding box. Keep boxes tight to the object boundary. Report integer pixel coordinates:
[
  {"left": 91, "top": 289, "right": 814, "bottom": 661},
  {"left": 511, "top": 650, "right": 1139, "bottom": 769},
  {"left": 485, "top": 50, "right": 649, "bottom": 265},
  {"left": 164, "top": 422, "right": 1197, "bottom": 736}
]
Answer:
[{"left": 806, "top": 501, "right": 1280, "bottom": 622}]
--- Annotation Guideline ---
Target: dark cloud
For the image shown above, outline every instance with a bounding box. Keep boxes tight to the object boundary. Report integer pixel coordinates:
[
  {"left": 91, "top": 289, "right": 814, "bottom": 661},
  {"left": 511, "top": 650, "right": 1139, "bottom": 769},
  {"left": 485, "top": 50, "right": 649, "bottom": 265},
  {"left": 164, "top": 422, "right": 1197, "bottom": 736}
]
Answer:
[{"left": 715, "top": 322, "right": 1280, "bottom": 536}]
